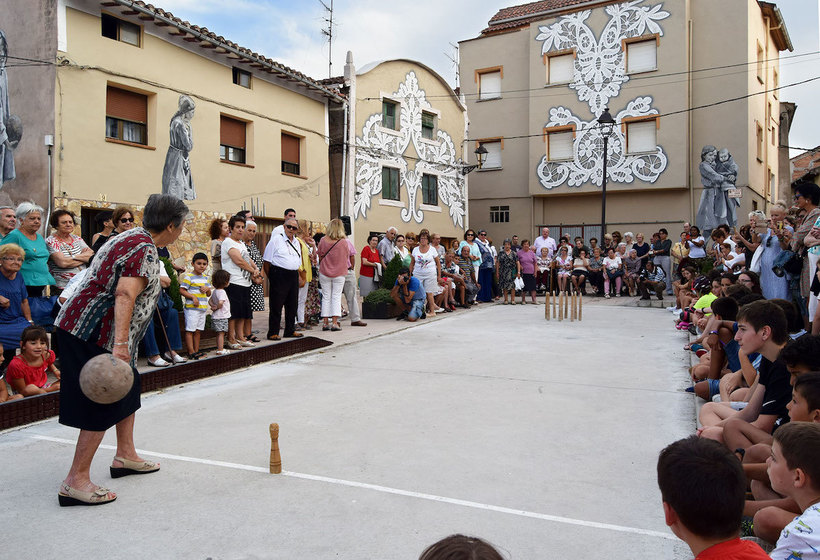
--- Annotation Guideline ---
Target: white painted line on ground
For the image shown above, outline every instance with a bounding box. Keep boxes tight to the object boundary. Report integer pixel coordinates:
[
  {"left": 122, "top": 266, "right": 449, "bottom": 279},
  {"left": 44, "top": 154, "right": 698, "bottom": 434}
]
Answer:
[{"left": 31, "top": 434, "right": 674, "bottom": 541}]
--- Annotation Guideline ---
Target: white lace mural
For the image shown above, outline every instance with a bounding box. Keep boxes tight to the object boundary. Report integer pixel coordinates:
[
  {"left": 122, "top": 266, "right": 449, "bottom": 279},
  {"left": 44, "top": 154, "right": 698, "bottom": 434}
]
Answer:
[
  {"left": 534, "top": 1, "right": 670, "bottom": 189},
  {"left": 537, "top": 98, "right": 668, "bottom": 188},
  {"left": 354, "top": 71, "right": 465, "bottom": 226}
]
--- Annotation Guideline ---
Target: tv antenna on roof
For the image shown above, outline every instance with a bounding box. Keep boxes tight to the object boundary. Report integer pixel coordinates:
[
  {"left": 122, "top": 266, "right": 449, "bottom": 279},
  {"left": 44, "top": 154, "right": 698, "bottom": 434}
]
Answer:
[
  {"left": 445, "top": 42, "right": 460, "bottom": 89},
  {"left": 320, "top": 0, "right": 335, "bottom": 78}
]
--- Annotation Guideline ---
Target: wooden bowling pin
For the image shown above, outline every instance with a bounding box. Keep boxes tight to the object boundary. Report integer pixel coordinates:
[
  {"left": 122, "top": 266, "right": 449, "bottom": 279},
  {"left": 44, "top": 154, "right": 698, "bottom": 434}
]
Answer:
[
  {"left": 578, "top": 292, "right": 583, "bottom": 321},
  {"left": 269, "top": 423, "right": 282, "bottom": 474},
  {"left": 545, "top": 289, "right": 550, "bottom": 320},
  {"left": 571, "top": 290, "right": 576, "bottom": 321}
]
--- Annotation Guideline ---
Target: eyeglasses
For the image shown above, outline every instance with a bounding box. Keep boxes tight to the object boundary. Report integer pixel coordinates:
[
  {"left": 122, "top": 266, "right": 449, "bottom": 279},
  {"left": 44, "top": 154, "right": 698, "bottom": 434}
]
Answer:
[
  {"left": 794, "top": 194, "right": 804, "bottom": 201},
  {"left": 119, "top": 217, "right": 135, "bottom": 223},
  {"left": 1, "top": 256, "right": 23, "bottom": 262},
  {"left": 466, "top": 234, "right": 475, "bottom": 237},
  {"left": 285, "top": 225, "right": 298, "bottom": 230}
]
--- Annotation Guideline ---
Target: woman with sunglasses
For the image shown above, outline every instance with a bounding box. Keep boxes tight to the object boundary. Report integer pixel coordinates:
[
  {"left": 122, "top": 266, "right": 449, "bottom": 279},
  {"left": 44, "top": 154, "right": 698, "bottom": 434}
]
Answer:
[
  {"left": 90, "top": 206, "right": 136, "bottom": 254},
  {"left": 456, "top": 229, "right": 482, "bottom": 274}
]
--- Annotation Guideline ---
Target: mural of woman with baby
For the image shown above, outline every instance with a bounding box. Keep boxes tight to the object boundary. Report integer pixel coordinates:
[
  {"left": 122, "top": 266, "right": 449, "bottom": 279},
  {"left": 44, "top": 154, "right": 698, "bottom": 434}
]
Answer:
[
  {"left": 161, "top": 95, "right": 196, "bottom": 200},
  {"left": 695, "top": 145, "right": 740, "bottom": 236}
]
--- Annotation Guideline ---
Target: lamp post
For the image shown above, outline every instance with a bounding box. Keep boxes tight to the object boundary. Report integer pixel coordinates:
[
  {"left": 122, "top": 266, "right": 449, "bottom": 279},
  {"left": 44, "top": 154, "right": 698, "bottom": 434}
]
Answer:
[
  {"left": 598, "top": 107, "right": 615, "bottom": 239},
  {"left": 461, "top": 144, "right": 489, "bottom": 175}
]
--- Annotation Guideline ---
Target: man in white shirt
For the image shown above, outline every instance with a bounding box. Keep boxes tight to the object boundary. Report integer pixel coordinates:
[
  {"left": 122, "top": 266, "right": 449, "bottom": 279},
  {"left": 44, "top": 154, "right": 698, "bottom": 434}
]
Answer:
[
  {"left": 532, "top": 227, "right": 557, "bottom": 260},
  {"left": 378, "top": 226, "right": 397, "bottom": 265},
  {"left": 0, "top": 206, "right": 15, "bottom": 240},
  {"left": 271, "top": 208, "right": 297, "bottom": 239},
  {"left": 263, "top": 217, "right": 302, "bottom": 340}
]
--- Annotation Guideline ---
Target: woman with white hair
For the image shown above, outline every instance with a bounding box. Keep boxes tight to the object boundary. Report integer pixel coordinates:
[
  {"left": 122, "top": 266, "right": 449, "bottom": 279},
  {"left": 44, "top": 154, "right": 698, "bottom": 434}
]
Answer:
[
  {"left": 757, "top": 200, "right": 792, "bottom": 300},
  {"left": 0, "top": 202, "right": 55, "bottom": 297},
  {"left": 623, "top": 232, "right": 634, "bottom": 253}
]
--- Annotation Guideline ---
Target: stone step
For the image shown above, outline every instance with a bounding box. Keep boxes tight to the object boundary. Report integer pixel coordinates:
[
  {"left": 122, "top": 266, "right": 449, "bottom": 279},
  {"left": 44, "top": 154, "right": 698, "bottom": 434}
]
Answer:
[{"left": 634, "top": 297, "right": 675, "bottom": 308}]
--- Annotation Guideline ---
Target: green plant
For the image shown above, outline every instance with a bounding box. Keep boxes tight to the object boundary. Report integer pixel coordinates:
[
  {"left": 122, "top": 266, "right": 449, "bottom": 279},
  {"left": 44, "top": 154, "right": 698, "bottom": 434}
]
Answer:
[
  {"left": 160, "top": 257, "right": 184, "bottom": 312},
  {"left": 363, "top": 288, "right": 395, "bottom": 304},
  {"left": 381, "top": 254, "right": 403, "bottom": 290}
]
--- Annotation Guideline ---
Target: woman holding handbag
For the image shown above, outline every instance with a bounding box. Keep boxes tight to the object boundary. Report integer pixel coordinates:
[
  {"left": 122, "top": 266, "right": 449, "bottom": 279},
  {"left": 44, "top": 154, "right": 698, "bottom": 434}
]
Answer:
[{"left": 317, "top": 219, "right": 354, "bottom": 332}]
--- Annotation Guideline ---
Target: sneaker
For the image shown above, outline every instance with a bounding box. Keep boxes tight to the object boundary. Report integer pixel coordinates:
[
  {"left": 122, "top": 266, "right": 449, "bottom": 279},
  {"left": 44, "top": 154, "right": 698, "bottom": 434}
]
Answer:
[
  {"left": 604, "top": 293, "right": 610, "bottom": 299},
  {"left": 666, "top": 306, "right": 677, "bottom": 311},
  {"left": 215, "top": 349, "right": 231, "bottom": 356},
  {"left": 615, "top": 293, "right": 621, "bottom": 297}
]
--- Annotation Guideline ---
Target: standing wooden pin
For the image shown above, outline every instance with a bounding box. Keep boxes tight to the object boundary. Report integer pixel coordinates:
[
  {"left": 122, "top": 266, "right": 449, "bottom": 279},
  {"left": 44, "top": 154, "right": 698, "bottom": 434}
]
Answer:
[
  {"left": 269, "top": 423, "right": 282, "bottom": 474},
  {"left": 545, "top": 288, "right": 550, "bottom": 320},
  {"left": 578, "top": 292, "right": 583, "bottom": 321},
  {"left": 571, "top": 289, "right": 576, "bottom": 321}
]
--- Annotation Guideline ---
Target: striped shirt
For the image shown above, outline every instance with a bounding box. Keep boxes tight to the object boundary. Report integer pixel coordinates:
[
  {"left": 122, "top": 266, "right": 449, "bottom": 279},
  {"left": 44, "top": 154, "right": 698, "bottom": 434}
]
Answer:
[{"left": 179, "top": 273, "right": 211, "bottom": 310}]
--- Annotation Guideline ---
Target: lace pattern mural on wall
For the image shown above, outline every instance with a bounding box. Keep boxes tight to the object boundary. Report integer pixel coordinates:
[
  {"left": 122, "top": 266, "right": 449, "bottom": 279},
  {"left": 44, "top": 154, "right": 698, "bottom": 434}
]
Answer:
[
  {"left": 354, "top": 71, "right": 466, "bottom": 226},
  {"left": 534, "top": 1, "right": 670, "bottom": 190},
  {"left": 537, "top": 98, "right": 668, "bottom": 189}
]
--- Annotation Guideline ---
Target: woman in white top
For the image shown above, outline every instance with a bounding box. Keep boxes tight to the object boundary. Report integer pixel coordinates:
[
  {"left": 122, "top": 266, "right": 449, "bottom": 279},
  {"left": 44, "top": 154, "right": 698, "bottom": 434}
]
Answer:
[
  {"left": 571, "top": 248, "right": 589, "bottom": 294},
  {"left": 602, "top": 247, "right": 624, "bottom": 298},
  {"left": 554, "top": 246, "right": 573, "bottom": 293},
  {"left": 220, "top": 215, "right": 261, "bottom": 349},
  {"left": 395, "top": 234, "right": 411, "bottom": 268},
  {"left": 410, "top": 229, "right": 443, "bottom": 316},
  {"left": 686, "top": 225, "right": 707, "bottom": 261}
]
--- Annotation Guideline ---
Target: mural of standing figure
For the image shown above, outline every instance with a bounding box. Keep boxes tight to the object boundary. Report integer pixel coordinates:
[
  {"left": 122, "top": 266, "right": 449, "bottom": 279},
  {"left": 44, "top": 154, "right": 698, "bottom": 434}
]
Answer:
[
  {"left": 162, "top": 95, "right": 196, "bottom": 200},
  {"left": 695, "top": 145, "right": 729, "bottom": 235},
  {"left": 0, "top": 31, "right": 20, "bottom": 188},
  {"left": 715, "top": 148, "right": 740, "bottom": 228}
]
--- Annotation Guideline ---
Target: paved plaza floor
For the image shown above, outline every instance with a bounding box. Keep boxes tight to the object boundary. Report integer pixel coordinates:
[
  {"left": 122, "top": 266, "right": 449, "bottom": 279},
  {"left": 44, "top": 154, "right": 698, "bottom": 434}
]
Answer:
[{"left": 0, "top": 301, "right": 695, "bottom": 559}]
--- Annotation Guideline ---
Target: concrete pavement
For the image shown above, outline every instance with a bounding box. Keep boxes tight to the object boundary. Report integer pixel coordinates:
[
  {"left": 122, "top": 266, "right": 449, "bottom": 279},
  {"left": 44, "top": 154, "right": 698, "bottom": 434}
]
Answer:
[{"left": 0, "top": 300, "right": 694, "bottom": 559}]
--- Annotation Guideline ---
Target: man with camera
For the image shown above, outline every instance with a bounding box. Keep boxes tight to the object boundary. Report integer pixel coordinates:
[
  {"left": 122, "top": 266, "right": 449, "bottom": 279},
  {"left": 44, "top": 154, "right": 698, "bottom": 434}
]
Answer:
[{"left": 391, "top": 266, "right": 426, "bottom": 322}]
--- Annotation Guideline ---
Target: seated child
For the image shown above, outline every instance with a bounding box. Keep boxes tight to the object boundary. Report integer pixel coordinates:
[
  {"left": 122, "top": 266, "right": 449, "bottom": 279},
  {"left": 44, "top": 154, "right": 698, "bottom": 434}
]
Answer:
[
  {"left": 698, "top": 301, "right": 791, "bottom": 444},
  {"left": 768, "top": 422, "right": 820, "bottom": 559},
  {"left": 5, "top": 325, "right": 60, "bottom": 396},
  {"left": 0, "top": 344, "right": 23, "bottom": 403},
  {"left": 179, "top": 252, "right": 213, "bottom": 359},
  {"left": 208, "top": 269, "right": 231, "bottom": 356},
  {"left": 689, "top": 297, "right": 740, "bottom": 401},
  {"left": 657, "top": 436, "right": 770, "bottom": 558}
]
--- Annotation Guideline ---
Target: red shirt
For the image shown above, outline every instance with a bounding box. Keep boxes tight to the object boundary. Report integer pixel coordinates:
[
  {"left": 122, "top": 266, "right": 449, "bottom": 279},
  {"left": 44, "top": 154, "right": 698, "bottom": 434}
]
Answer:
[
  {"left": 6, "top": 350, "right": 56, "bottom": 389},
  {"left": 696, "top": 538, "right": 770, "bottom": 559},
  {"left": 360, "top": 246, "right": 380, "bottom": 278}
]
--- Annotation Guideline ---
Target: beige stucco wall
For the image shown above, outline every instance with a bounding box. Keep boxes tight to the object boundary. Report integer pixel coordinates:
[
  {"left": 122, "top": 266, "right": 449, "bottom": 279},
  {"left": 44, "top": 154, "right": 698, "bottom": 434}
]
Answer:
[
  {"left": 351, "top": 60, "right": 466, "bottom": 252},
  {"left": 54, "top": 5, "right": 331, "bottom": 223}
]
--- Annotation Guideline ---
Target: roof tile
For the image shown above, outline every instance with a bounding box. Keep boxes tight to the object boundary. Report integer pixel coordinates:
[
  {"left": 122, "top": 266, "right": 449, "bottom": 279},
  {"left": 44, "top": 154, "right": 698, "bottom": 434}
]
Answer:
[{"left": 482, "top": 0, "right": 600, "bottom": 35}]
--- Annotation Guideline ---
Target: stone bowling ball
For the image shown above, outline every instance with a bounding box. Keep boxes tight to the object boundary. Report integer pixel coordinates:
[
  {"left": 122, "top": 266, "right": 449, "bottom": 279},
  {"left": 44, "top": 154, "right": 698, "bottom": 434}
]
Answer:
[{"left": 79, "top": 354, "right": 134, "bottom": 404}]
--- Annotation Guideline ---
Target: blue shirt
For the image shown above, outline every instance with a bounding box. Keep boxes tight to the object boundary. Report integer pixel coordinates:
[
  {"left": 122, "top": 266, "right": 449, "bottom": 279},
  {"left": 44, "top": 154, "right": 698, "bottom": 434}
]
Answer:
[{"left": 395, "top": 276, "right": 425, "bottom": 301}]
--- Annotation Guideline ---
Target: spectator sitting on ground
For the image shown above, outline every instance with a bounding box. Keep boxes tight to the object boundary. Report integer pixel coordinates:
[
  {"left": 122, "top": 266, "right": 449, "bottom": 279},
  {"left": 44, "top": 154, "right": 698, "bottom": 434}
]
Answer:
[
  {"left": 737, "top": 270, "right": 763, "bottom": 295},
  {"left": 5, "top": 325, "right": 60, "bottom": 396},
  {"left": 391, "top": 267, "right": 426, "bottom": 322},
  {"left": 456, "top": 245, "right": 480, "bottom": 305},
  {"left": 670, "top": 266, "right": 697, "bottom": 312},
  {"left": 624, "top": 248, "right": 641, "bottom": 296},
  {"left": 688, "top": 297, "right": 740, "bottom": 400},
  {"left": 698, "top": 301, "right": 791, "bottom": 445},
  {"left": 0, "top": 345, "right": 24, "bottom": 402},
  {"left": 638, "top": 259, "right": 666, "bottom": 301},
  {"left": 179, "top": 253, "right": 212, "bottom": 359},
  {"left": 535, "top": 247, "right": 551, "bottom": 292},
  {"left": 657, "top": 436, "right": 771, "bottom": 559},
  {"left": 555, "top": 246, "right": 572, "bottom": 293},
  {"left": 571, "top": 249, "right": 589, "bottom": 295},
  {"left": 418, "top": 534, "right": 504, "bottom": 560},
  {"left": 767, "top": 422, "right": 820, "bottom": 558}
]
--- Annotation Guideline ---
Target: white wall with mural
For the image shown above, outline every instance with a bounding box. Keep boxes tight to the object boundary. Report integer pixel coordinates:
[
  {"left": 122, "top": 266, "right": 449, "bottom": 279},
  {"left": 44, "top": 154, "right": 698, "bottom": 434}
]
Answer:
[
  {"left": 534, "top": 0, "right": 670, "bottom": 190},
  {"left": 354, "top": 71, "right": 466, "bottom": 227}
]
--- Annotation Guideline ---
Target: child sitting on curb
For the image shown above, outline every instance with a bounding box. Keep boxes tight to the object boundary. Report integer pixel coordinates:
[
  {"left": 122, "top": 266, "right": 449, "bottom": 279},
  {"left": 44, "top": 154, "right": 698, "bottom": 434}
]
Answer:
[{"left": 5, "top": 325, "right": 61, "bottom": 396}]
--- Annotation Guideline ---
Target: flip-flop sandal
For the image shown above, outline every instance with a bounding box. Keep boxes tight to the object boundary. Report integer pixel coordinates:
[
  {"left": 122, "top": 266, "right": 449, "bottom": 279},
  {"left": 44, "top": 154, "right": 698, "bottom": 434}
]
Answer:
[
  {"left": 110, "top": 456, "right": 161, "bottom": 478},
  {"left": 247, "top": 336, "right": 260, "bottom": 343},
  {"left": 58, "top": 483, "right": 117, "bottom": 507}
]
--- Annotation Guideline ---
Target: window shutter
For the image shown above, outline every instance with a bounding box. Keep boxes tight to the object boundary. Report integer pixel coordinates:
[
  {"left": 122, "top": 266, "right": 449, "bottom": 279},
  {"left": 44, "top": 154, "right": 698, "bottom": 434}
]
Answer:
[
  {"left": 548, "top": 54, "right": 574, "bottom": 84},
  {"left": 106, "top": 86, "right": 147, "bottom": 122},
  {"left": 221, "top": 116, "right": 246, "bottom": 148},
  {"left": 627, "top": 40, "right": 657, "bottom": 73},
  {"left": 482, "top": 142, "right": 502, "bottom": 168},
  {"left": 281, "top": 133, "right": 300, "bottom": 164},
  {"left": 627, "top": 120, "right": 656, "bottom": 153},
  {"left": 548, "top": 131, "right": 574, "bottom": 160},
  {"left": 479, "top": 72, "right": 501, "bottom": 100}
]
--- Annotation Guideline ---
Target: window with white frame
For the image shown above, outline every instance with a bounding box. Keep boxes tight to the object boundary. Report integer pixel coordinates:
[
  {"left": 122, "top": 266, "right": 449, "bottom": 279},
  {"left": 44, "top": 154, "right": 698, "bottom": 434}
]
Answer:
[
  {"left": 382, "top": 100, "right": 398, "bottom": 130},
  {"left": 421, "top": 174, "right": 438, "bottom": 206},
  {"left": 490, "top": 205, "right": 509, "bottom": 223},
  {"left": 626, "top": 119, "right": 657, "bottom": 154},
  {"left": 421, "top": 112, "right": 435, "bottom": 140},
  {"left": 479, "top": 140, "right": 502, "bottom": 169},
  {"left": 546, "top": 130, "right": 574, "bottom": 161},
  {"left": 477, "top": 69, "right": 502, "bottom": 100},
  {"left": 626, "top": 38, "right": 657, "bottom": 74},
  {"left": 547, "top": 53, "right": 574, "bottom": 85},
  {"left": 382, "top": 167, "right": 400, "bottom": 200}
]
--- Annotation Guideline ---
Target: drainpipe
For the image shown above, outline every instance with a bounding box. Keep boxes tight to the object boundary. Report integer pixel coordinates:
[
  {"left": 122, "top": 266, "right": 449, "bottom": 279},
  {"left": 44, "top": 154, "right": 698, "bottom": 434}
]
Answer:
[
  {"left": 46, "top": 135, "right": 54, "bottom": 237},
  {"left": 340, "top": 99, "right": 348, "bottom": 218},
  {"left": 687, "top": 10, "right": 694, "bottom": 223}
]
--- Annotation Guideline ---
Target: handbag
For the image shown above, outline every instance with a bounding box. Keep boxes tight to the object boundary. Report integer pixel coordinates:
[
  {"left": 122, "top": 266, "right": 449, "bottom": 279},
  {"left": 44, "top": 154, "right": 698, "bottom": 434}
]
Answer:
[
  {"left": 29, "top": 295, "right": 58, "bottom": 328},
  {"left": 782, "top": 250, "right": 805, "bottom": 277},
  {"left": 156, "top": 290, "right": 174, "bottom": 311},
  {"left": 748, "top": 243, "right": 764, "bottom": 274}
]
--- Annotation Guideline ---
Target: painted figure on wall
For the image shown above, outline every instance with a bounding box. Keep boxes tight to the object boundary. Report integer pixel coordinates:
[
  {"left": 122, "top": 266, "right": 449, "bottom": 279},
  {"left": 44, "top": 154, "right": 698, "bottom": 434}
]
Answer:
[
  {"left": 161, "top": 95, "right": 196, "bottom": 200},
  {"left": 0, "top": 31, "right": 20, "bottom": 188},
  {"left": 696, "top": 145, "right": 740, "bottom": 234}
]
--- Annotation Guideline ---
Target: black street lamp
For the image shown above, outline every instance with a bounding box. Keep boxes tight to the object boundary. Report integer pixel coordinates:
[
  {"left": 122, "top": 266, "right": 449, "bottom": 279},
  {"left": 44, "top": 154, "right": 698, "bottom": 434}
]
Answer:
[
  {"left": 461, "top": 144, "right": 489, "bottom": 175},
  {"left": 598, "top": 107, "right": 615, "bottom": 239}
]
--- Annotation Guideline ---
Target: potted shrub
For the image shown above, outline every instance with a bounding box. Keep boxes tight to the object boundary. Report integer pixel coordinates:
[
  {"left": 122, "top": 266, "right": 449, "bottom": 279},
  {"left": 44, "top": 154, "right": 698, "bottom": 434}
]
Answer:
[{"left": 361, "top": 255, "right": 403, "bottom": 319}]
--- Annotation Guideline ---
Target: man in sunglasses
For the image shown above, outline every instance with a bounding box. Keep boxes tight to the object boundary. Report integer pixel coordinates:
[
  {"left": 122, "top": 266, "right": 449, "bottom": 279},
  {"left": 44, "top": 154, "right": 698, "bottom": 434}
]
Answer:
[
  {"left": 263, "top": 217, "right": 302, "bottom": 340},
  {"left": 271, "top": 208, "right": 297, "bottom": 239}
]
